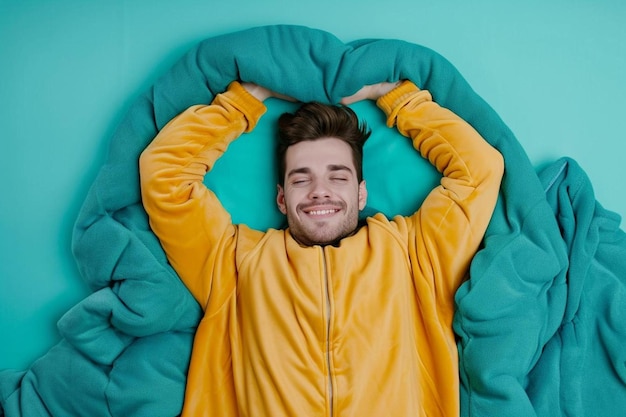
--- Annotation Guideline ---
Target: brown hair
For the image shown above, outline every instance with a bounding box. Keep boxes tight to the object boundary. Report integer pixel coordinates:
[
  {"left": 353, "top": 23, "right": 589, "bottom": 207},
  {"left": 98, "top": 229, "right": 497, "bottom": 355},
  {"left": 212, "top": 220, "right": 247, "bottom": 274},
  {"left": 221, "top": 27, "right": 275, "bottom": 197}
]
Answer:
[{"left": 276, "top": 102, "right": 371, "bottom": 185}]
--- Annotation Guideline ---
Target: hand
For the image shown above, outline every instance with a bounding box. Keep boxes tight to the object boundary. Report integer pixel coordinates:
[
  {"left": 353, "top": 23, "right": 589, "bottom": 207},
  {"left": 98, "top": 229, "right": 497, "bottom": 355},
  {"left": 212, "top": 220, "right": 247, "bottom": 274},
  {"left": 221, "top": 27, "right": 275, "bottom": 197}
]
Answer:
[
  {"left": 340, "top": 81, "right": 403, "bottom": 105},
  {"left": 241, "top": 82, "right": 296, "bottom": 103}
]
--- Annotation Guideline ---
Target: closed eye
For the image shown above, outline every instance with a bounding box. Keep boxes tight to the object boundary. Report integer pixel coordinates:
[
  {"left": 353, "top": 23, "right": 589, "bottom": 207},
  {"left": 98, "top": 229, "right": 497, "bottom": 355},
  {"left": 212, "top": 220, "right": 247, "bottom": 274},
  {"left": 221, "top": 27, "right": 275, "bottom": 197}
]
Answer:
[{"left": 291, "top": 178, "right": 310, "bottom": 186}]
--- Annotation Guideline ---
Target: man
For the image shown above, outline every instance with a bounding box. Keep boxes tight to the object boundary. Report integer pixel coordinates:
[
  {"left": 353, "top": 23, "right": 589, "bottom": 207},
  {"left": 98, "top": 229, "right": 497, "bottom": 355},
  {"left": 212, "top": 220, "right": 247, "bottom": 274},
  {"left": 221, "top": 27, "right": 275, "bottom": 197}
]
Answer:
[{"left": 140, "top": 79, "right": 503, "bottom": 416}]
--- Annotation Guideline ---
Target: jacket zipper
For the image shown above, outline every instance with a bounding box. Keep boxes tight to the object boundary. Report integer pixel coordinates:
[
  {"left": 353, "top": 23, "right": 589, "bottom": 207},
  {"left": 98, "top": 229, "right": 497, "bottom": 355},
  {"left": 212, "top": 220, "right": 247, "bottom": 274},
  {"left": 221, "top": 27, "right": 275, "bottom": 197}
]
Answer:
[{"left": 322, "top": 248, "right": 334, "bottom": 417}]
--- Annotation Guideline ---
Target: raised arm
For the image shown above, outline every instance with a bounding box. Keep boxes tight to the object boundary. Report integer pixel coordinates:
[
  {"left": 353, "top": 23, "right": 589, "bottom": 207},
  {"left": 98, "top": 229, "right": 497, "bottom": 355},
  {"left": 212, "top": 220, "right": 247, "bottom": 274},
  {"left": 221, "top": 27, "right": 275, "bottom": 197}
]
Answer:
[
  {"left": 139, "top": 81, "right": 267, "bottom": 307},
  {"left": 377, "top": 80, "right": 504, "bottom": 322}
]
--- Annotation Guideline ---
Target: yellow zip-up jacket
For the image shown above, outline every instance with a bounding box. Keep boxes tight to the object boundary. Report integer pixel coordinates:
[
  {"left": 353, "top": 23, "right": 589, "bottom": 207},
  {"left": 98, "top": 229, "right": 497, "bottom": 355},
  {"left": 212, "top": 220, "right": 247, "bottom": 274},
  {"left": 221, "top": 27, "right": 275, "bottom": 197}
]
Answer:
[{"left": 140, "top": 81, "right": 503, "bottom": 417}]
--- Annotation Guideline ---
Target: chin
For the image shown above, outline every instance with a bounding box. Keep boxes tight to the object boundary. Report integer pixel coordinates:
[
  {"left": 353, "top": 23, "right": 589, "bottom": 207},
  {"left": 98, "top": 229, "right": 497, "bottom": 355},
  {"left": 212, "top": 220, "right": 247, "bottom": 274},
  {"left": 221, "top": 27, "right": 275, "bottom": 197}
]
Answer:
[
  {"left": 304, "top": 230, "right": 351, "bottom": 247},
  {"left": 289, "top": 219, "right": 358, "bottom": 247}
]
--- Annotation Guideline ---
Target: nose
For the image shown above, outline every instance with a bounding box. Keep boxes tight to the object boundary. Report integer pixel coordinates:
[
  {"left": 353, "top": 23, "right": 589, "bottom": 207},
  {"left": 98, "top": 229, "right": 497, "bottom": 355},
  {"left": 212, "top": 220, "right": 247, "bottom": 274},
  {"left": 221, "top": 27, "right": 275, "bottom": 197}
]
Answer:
[{"left": 308, "top": 179, "right": 331, "bottom": 199}]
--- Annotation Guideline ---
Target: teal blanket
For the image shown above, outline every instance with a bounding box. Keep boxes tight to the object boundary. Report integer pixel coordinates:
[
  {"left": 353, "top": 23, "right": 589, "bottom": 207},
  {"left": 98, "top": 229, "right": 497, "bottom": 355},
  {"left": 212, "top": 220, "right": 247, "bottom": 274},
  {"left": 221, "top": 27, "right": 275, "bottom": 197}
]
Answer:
[{"left": 1, "top": 25, "right": 625, "bottom": 416}]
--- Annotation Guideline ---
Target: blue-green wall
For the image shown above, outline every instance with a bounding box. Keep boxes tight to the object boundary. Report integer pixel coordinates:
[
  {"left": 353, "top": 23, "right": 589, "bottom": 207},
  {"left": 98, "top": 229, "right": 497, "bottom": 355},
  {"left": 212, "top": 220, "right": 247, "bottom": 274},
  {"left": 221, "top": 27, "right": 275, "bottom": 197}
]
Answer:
[{"left": 1, "top": 0, "right": 625, "bottom": 370}]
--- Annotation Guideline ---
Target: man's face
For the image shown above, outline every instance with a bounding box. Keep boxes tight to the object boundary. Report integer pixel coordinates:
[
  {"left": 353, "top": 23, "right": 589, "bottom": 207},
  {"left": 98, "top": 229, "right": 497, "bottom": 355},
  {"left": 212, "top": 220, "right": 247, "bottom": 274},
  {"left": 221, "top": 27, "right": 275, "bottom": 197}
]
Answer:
[{"left": 277, "top": 137, "right": 367, "bottom": 246}]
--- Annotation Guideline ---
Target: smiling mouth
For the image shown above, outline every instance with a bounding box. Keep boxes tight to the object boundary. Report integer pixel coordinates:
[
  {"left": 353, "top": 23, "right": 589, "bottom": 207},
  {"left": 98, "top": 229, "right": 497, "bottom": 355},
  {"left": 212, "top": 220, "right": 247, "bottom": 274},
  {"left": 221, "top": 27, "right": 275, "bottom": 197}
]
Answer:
[{"left": 307, "top": 209, "right": 339, "bottom": 216}]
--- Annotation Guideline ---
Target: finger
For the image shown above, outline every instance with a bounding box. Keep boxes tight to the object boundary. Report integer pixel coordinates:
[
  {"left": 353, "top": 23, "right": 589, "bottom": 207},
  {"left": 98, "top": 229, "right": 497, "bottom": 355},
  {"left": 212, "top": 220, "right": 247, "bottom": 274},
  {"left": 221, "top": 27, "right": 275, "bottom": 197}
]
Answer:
[
  {"left": 339, "top": 94, "right": 358, "bottom": 105},
  {"left": 340, "top": 86, "right": 372, "bottom": 105},
  {"left": 273, "top": 92, "right": 298, "bottom": 102}
]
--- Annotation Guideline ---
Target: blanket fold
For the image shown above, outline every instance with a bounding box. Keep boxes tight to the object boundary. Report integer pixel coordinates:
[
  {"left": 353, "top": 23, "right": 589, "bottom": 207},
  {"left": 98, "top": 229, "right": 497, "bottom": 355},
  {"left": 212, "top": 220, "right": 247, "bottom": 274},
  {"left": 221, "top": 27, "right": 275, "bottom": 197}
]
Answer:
[
  {"left": 1, "top": 25, "right": 624, "bottom": 417},
  {"left": 528, "top": 158, "right": 626, "bottom": 416}
]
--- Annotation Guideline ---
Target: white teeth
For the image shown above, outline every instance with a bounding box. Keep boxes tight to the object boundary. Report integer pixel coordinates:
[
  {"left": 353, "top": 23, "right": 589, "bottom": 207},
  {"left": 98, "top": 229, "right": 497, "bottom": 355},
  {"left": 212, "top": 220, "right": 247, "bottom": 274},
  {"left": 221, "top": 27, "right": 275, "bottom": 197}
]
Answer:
[{"left": 308, "top": 209, "right": 337, "bottom": 216}]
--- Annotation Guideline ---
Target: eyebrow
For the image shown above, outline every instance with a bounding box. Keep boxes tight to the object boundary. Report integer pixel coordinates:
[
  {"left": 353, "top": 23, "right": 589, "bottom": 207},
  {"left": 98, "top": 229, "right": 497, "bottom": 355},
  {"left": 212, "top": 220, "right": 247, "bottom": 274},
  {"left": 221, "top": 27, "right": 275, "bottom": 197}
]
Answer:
[{"left": 286, "top": 164, "right": 353, "bottom": 179}]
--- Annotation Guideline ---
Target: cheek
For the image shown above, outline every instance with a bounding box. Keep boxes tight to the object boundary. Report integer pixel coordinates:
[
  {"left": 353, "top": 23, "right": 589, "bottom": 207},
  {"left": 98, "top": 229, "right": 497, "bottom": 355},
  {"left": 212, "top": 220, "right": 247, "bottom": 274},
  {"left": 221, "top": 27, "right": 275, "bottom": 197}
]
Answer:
[{"left": 283, "top": 189, "right": 302, "bottom": 209}]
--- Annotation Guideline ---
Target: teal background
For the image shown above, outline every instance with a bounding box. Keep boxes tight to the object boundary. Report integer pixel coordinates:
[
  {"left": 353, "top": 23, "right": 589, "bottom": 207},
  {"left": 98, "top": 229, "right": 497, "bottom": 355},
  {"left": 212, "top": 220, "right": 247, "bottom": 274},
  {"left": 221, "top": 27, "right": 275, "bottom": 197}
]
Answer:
[{"left": 1, "top": 0, "right": 625, "bottom": 370}]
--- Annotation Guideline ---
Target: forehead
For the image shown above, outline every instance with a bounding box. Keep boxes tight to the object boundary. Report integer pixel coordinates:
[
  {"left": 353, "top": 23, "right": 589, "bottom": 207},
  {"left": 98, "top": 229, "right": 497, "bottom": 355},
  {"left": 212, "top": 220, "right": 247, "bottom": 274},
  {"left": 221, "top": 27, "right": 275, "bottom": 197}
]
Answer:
[{"left": 285, "top": 137, "right": 355, "bottom": 171}]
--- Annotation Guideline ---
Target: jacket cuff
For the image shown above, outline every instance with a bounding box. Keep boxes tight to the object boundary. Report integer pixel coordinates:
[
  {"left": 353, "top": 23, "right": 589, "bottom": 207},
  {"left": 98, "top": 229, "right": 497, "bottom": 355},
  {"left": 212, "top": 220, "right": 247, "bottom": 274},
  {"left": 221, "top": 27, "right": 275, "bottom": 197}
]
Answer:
[
  {"left": 376, "top": 80, "right": 425, "bottom": 127},
  {"left": 225, "top": 81, "right": 267, "bottom": 132}
]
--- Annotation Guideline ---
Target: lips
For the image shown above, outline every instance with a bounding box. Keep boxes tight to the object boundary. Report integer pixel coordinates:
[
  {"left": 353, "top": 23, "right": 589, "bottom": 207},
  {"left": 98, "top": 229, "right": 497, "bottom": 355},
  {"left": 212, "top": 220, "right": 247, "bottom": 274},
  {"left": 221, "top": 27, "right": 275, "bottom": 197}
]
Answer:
[
  {"left": 300, "top": 203, "right": 343, "bottom": 217},
  {"left": 306, "top": 209, "right": 339, "bottom": 216}
]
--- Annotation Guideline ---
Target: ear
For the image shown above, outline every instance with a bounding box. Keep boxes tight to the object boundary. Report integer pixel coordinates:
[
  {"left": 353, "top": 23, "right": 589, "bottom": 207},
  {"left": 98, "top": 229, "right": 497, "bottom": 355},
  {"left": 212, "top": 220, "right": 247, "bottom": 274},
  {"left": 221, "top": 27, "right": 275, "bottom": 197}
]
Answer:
[
  {"left": 276, "top": 184, "right": 287, "bottom": 214},
  {"left": 358, "top": 180, "right": 368, "bottom": 211}
]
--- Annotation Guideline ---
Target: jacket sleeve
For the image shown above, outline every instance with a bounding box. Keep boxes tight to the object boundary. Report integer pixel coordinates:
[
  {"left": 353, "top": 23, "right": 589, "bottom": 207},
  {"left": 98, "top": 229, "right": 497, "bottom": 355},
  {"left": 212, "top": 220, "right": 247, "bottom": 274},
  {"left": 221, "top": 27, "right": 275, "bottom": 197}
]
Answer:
[
  {"left": 377, "top": 81, "right": 504, "bottom": 323},
  {"left": 139, "top": 81, "right": 267, "bottom": 308}
]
